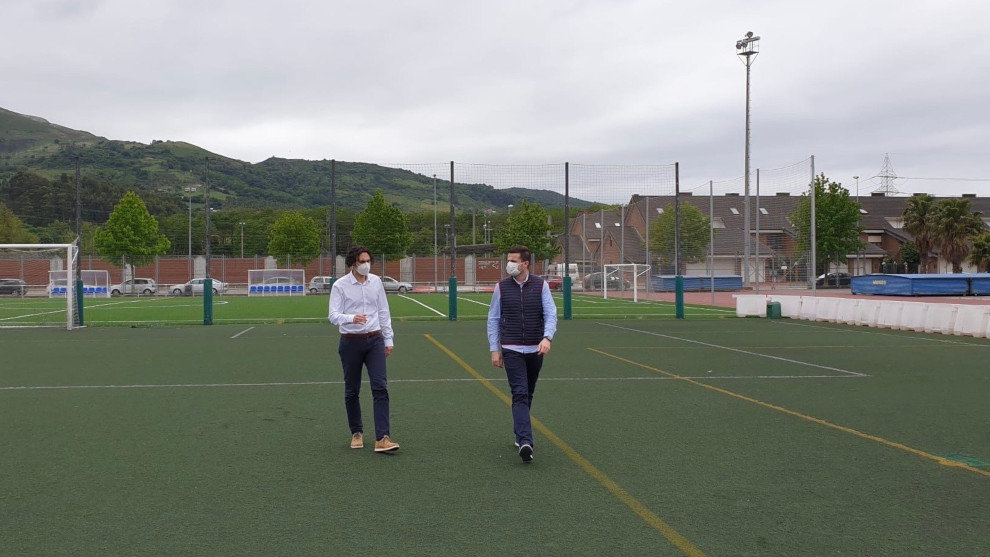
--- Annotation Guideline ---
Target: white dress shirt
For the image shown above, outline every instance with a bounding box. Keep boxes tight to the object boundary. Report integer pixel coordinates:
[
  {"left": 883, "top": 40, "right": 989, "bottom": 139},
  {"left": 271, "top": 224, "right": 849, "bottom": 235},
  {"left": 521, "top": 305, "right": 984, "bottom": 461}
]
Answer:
[{"left": 328, "top": 272, "right": 394, "bottom": 347}]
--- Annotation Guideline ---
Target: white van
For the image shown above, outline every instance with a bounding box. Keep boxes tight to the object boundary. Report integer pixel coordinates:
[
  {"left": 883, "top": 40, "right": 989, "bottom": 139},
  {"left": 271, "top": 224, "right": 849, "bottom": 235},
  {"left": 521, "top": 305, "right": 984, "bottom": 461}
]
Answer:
[{"left": 546, "top": 263, "right": 580, "bottom": 283}]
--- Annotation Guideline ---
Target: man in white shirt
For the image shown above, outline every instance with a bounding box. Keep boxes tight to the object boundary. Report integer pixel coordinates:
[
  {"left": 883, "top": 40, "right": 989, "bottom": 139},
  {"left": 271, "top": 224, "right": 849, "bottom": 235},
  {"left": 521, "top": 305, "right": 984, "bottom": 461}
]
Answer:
[{"left": 328, "top": 246, "right": 399, "bottom": 453}]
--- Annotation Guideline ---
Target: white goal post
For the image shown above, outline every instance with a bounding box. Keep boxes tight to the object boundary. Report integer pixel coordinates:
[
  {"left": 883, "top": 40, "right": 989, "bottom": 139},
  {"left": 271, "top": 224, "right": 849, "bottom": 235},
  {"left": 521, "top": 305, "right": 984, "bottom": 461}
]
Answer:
[
  {"left": 0, "top": 243, "right": 79, "bottom": 329},
  {"left": 602, "top": 264, "right": 652, "bottom": 302}
]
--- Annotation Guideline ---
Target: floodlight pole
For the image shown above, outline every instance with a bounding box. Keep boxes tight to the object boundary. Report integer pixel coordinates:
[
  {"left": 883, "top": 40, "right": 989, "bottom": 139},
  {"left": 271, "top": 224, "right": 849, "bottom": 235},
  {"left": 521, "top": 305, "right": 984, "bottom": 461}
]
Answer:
[
  {"left": 433, "top": 174, "right": 438, "bottom": 292},
  {"left": 239, "top": 222, "right": 246, "bottom": 258},
  {"left": 737, "top": 31, "right": 760, "bottom": 287},
  {"left": 330, "top": 159, "right": 337, "bottom": 278},
  {"left": 854, "top": 175, "right": 860, "bottom": 275},
  {"left": 204, "top": 157, "right": 211, "bottom": 279},
  {"left": 74, "top": 154, "right": 81, "bottom": 282}
]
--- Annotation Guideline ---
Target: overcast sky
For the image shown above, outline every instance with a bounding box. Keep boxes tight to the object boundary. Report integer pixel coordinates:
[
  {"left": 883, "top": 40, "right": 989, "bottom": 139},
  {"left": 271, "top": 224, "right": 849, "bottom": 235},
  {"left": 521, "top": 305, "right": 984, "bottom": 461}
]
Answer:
[{"left": 4, "top": 0, "right": 990, "bottom": 198}]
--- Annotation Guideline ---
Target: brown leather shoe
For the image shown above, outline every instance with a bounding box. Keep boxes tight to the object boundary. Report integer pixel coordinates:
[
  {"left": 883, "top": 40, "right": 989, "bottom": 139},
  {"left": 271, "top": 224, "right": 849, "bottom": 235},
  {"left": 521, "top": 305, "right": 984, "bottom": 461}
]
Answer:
[
  {"left": 350, "top": 432, "right": 364, "bottom": 449},
  {"left": 374, "top": 435, "right": 399, "bottom": 452}
]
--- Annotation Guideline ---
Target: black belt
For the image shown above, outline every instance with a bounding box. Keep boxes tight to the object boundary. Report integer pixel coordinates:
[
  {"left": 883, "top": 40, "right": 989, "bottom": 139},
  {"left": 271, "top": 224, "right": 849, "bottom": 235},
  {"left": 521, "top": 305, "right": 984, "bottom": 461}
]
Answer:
[{"left": 341, "top": 330, "right": 381, "bottom": 339}]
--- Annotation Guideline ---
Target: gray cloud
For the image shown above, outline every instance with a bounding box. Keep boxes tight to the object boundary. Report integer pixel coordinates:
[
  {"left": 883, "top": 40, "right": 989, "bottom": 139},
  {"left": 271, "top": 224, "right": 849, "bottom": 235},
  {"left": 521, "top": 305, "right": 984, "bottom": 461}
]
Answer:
[{"left": 3, "top": 0, "right": 989, "bottom": 199}]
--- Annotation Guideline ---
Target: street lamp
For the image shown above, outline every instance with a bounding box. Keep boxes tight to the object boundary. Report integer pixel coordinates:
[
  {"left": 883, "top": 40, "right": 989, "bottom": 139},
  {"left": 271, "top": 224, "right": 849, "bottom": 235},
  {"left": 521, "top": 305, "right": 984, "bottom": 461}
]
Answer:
[
  {"left": 853, "top": 175, "right": 860, "bottom": 275},
  {"left": 736, "top": 30, "right": 760, "bottom": 286},
  {"left": 239, "top": 222, "right": 246, "bottom": 258},
  {"left": 184, "top": 185, "right": 199, "bottom": 277}
]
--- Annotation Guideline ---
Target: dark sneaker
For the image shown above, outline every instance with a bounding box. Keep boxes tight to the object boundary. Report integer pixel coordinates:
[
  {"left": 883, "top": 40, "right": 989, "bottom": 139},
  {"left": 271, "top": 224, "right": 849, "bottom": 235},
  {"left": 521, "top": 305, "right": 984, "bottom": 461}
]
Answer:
[{"left": 518, "top": 443, "right": 534, "bottom": 463}]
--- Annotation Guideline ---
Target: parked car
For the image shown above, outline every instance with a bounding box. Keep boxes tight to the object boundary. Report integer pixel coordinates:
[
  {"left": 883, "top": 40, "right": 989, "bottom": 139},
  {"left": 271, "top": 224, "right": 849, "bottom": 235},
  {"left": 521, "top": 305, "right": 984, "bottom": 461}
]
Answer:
[
  {"left": 544, "top": 274, "right": 563, "bottom": 290},
  {"left": 816, "top": 272, "right": 851, "bottom": 288},
  {"left": 262, "top": 276, "right": 302, "bottom": 286},
  {"left": 381, "top": 276, "right": 412, "bottom": 294},
  {"left": 583, "top": 272, "right": 630, "bottom": 290},
  {"left": 170, "top": 277, "right": 229, "bottom": 296},
  {"left": 0, "top": 278, "right": 28, "bottom": 296},
  {"left": 110, "top": 278, "right": 157, "bottom": 296},
  {"left": 309, "top": 276, "right": 334, "bottom": 294}
]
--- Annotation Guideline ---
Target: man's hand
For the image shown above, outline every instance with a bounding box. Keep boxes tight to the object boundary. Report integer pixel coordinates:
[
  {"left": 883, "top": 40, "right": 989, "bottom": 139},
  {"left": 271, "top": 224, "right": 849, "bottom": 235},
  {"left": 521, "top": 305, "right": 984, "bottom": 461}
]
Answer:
[
  {"left": 384, "top": 346, "right": 394, "bottom": 357},
  {"left": 353, "top": 314, "right": 368, "bottom": 325},
  {"left": 537, "top": 338, "right": 552, "bottom": 355},
  {"left": 491, "top": 351, "right": 503, "bottom": 368}
]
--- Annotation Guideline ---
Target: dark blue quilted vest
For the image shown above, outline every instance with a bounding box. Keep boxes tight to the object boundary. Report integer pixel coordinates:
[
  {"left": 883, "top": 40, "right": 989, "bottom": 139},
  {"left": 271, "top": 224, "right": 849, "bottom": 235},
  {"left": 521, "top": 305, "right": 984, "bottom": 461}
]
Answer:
[{"left": 498, "top": 275, "right": 545, "bottom": 346}]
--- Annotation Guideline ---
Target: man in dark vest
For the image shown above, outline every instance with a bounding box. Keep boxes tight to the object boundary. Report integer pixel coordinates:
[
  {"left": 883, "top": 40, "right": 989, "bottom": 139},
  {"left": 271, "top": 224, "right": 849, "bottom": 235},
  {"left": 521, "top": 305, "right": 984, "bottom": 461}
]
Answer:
[{"left": 487, "top": 245, "right": 558, "bottom": 463}]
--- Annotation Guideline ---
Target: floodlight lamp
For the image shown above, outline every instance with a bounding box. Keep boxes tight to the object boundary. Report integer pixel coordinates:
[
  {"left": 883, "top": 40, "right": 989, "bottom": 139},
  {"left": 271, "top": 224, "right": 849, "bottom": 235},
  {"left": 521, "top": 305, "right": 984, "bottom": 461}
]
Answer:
[{"left": 746, "top": 31, "right": 753, "bottom": 38}]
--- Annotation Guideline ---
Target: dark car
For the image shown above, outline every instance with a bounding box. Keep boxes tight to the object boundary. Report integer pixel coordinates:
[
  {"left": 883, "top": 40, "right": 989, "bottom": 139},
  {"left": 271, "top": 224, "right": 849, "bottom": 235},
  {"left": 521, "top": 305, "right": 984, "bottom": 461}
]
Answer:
[
  {"left": 583, "top": 272, "right": 631, "bottom": 290},
  {"left": 816, "top": 272, "right": 851, "bottom": 288},
  {"left": 0, "top": 278, "right": 28, "bottom": 295}
]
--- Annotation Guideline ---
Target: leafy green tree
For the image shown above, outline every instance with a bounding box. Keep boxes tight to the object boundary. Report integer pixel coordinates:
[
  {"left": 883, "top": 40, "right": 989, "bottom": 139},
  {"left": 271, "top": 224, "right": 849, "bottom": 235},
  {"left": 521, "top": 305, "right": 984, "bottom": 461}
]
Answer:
[
  {"left": 897, "top": 240, "right": 920, "bottom": 273},
  {"left": 493, "top": 200, "right": 560, "bottom": 262},
  {"left": 94, "top": 192, "right": 171, "bottom": 290},
  {"left": 648, "top": 203, "right": 711, "bottom": 272},
  {"left": 791, "top": 174, "right": 865, "bottom": 277},
  {"left": 351, "top": 190, "right": 413, "bottom": 269},
  {"left": 0, "top": 201, "right": 39, "bottom": 243},
  {"left": 902, "top": 194, "right": 936, "bottom": 273},
  {"left": 266, "top": 211, "right": 321, "bottom": 267},
  {"left": 968, "top": 232, "right": 990, "bottom": 272},
  {"left": 930, "top": 198, "right": 984, "bottom": 273}
]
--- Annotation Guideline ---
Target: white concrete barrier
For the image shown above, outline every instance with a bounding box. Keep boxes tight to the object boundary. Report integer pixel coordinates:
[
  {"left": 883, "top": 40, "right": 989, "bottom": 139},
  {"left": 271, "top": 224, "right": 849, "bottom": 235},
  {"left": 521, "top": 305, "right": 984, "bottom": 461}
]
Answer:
[
  {"left": 876, "top": 301, "right": 904, "bottom": 329},
  {"left": 953, "top": 305, "right": 990, "bottom": 338},
  {"left": 836, "top": 298, "right": 860, "bottom": 324},
  {"left": 898, "top": 302, "right": 928, "bottom": 332},
  {"left": 798, "top": 296, "right": 818, "bottom": 321},
  {"left": 734, "top": 294, "right": 768, "bottom": 317},
  {"left": 924, "top": 304, "right": 959, "bottom": 334},
  {"left": 815, "top": 298, "right": 841, "bottom": 322},
  {"left": 769, "top": 295, "right": 803, "bottom": 318},
  {"left": 855, "top": 300, "right": 881, "bottom": 326}
]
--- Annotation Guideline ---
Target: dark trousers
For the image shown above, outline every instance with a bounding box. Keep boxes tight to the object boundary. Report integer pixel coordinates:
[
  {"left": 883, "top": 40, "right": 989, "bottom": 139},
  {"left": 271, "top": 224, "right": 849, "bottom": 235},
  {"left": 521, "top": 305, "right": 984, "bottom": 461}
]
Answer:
[
  {"left": 338, "top": 335, "right": 390, "bottom": 441},
  {"left": 502, "top": 349, "right": 543, "bottom": 447}
]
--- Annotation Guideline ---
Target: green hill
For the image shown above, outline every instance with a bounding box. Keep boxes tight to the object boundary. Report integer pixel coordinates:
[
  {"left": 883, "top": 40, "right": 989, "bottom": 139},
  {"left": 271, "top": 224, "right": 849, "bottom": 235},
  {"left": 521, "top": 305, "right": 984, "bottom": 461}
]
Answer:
[{"left": 0, "top": 107, "right": 589, "bottom": 215}]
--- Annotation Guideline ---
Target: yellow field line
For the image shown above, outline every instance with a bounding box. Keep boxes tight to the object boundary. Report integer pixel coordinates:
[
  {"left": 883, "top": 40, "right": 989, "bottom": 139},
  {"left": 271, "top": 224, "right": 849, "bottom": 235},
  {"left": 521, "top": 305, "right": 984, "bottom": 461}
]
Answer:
[
  {"left": 589, "top": 348, "right": 990, "bottom": 479},
  {"left": 424, "top": 334, "right": 707, "bottom": 557}
]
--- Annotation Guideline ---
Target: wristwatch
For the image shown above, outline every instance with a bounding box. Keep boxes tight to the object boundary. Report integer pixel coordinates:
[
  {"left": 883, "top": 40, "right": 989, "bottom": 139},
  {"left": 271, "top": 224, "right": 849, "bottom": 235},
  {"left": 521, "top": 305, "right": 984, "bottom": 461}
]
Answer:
[{"left": 543, "top": 336, "right": 552, "bottom": 342}]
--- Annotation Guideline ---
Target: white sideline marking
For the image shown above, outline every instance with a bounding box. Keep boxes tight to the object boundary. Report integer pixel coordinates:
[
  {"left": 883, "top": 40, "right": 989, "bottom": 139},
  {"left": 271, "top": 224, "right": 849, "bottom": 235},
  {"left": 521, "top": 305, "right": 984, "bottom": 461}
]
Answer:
[
  {"left": 0, "top": 374, "right": 861, "bottom": 391},
  {"left": 230, "top": 326, "right": 255, "bottom": 339},
  {"left": 458, "top": 296, "right": 490, "bottom": 307},
  {"left": 597, "top": 322, "right": 869, "bottom": 377},
  {"left": 399, "top": 294, "right": 446, "bottom": 317},
  {"left": 0, "top": 298, "right": 146, "bottom": 322}
]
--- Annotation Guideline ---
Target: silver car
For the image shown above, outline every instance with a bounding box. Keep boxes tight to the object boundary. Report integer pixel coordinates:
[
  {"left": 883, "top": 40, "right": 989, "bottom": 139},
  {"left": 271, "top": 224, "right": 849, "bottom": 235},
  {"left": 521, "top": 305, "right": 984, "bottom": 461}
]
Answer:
[
  {"left": 111, "top": 278, "right": 157, "bottom": 296},
  {"left": 170, "top": 277, "right": 228, "bottom": 296},
  {"left": 381, "top": 276, "right": 412, "bottom": 294}
]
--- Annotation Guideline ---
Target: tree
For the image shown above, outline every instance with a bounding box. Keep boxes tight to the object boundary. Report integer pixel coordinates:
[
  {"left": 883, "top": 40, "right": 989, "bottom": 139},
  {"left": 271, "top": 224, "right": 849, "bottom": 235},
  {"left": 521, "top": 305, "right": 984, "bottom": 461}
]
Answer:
[
  {"left": 351, "top": 190, "right": 413, "bottom": 270},
  {"left": 902, "top": 194, "right": 936, "bottom": 273},
  {"left": 648, "top": 203, "right": 711, "bottom": 273},
  {"left": 493, "top": 200, "right": 560, "bottom": 262},
  {"left": 968, "top": 232, "right": 990, "bottom": 272},
  {"left": 0, "top": 201, "right": 39, "bottom": 243},
  {"left": 94, "top": 192, "right": 170, "bottom": 290},
  {"left": 266, "top": 211, "right": 321, "bottom": 267},
  {"left": 897, "top": 241, "right": 920, "bottom": 274},
  {"left": 790, "top": 174, "right": 864, "bottom": 277},
  {"left": 929, "top": 198, "right": 984, "bottom": 273}
]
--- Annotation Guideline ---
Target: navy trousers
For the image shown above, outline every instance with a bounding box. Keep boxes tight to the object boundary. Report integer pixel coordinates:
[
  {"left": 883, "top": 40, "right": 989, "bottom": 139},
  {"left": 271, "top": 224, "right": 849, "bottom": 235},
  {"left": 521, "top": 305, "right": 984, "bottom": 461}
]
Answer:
[
  {"left": 502, "top": 349, "right": 543, "bottom": 447},
  {"left": 338, "top": 335, "right": 390, "bottom": 441}
]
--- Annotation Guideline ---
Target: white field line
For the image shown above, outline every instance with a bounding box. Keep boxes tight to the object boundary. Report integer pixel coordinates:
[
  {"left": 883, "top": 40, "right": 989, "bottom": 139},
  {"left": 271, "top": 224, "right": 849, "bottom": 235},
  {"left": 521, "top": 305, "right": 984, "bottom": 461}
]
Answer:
[
  {"left": 230, "top": 326, "right": 255, "bottom": 339},
  {"left": 399, "top": 294, "right": 446, "bottom": 317},
  {"left": 597, "top": 322, "right": 869, "bottom": 377},
  {"left": 0, "top": 374, "right": 862, "bottom": 392},
  {"left": 0, "top": 298, "right": 148, "bottom": 322},
  {"left": 458, "top": 296, "right": 490, "bottom": 307},
  {"left": 772, "top": 319, "right": 990, "bottom": 349}
]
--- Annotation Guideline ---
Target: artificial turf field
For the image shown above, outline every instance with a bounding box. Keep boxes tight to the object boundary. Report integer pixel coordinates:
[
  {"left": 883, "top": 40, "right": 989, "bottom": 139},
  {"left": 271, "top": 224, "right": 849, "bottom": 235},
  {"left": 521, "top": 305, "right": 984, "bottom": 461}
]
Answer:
[
  {"left": 0, "top": 292, "right": 735, "bottom": 327},
  {"left": 1, "top": 314, "right": 989, "bottom": 554}
]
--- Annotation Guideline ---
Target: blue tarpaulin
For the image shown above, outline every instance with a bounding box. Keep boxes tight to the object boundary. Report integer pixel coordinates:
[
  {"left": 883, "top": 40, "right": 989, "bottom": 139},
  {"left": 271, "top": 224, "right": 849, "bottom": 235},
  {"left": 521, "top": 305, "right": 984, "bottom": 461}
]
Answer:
[
  {"left": 650, "top": 275, "right": 743, "bottom": 292},
  {"left": 851, "top": 273, "right": 990, "bottom": 296}
]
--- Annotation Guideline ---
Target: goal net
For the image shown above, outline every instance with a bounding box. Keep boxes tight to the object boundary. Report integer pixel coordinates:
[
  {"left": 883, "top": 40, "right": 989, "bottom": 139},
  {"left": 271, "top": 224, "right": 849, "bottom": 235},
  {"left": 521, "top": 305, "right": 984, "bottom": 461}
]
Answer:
[
  {"left": 248, "top": 269, "right": 306, "bottom": 296},
  {"left": 601, "top": 264, "right": 651, "bottom": 302},
  {"left": 0, "top": 243, "right": 80, "bottom": 329}
]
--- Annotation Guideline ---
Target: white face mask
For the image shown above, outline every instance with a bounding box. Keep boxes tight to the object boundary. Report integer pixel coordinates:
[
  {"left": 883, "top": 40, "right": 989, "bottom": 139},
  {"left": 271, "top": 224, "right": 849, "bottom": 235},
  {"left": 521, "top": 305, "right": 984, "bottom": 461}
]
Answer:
[
  {"left": 356, "top": 262, "right": 371, "bottom": 276},
  {"left": 506, "top": 261, "right": 522, "bottom": 277}
]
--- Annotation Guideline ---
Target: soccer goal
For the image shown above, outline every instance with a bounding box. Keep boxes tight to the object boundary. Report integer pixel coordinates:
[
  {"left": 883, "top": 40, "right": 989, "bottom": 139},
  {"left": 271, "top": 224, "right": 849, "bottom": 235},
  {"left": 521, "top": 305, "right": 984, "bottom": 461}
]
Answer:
[
  {"left": 0, "top": 243, "right": 80, "bottom": 329},
  {"left": 602, "top": 264, "right": 651, "bottom": 302},
  {"left": 248, "top": 269, "right": 306, "bottom": 296}
]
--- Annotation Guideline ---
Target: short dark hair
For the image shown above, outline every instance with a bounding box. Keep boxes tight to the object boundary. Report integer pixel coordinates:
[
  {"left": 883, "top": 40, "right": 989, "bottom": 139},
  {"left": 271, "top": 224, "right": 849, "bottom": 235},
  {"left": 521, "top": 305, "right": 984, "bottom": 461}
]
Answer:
[
  {"left": 507, "top": 245, "right": 531, "bottom": 264},
  {"left": 346, "top": 245, "right": 373, "bottom": 268}
]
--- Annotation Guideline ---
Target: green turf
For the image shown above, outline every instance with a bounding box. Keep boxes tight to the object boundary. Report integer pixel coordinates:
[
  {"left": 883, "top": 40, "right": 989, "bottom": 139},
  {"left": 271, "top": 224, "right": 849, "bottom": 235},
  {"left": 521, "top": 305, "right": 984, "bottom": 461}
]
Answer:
[
  {"left": 0, "top": 293, "right": 734, "bottom": 327},
  {"left": 1, "top": 318, "right": 987, "bottom": 554}
]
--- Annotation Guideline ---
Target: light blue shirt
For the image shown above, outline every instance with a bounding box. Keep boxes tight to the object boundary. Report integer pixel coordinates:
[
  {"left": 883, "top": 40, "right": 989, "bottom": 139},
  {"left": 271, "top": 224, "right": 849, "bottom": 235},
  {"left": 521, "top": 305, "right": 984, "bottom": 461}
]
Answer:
[
  {"left": 328, "top": 272, "right": 394, "bottom": 347},
  {"left": 487, "top": 274, "right": 558, "bottom": 353}
]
